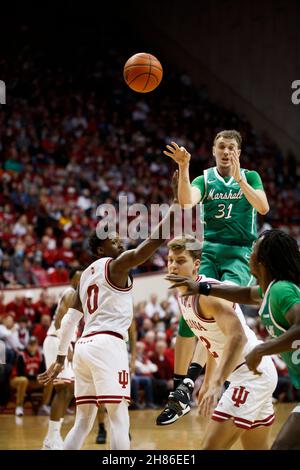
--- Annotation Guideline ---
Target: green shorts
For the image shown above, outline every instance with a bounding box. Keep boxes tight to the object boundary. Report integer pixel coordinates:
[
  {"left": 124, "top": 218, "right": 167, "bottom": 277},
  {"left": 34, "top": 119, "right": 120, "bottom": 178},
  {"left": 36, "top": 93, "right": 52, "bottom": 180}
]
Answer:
[{"left": 179, "top": 240, "right": 254, "bottom": 338}]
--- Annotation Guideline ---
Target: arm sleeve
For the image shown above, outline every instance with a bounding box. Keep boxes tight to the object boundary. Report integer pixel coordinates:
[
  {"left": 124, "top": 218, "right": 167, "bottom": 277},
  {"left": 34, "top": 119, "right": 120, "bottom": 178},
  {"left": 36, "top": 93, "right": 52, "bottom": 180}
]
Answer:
[
  {"left": 57, "top": 308, "right": 83, "bottom": 356},
  {"left": 191, "top": 175, "right": 205, "bottom": 201},
  {"left": 270, "top": 282, "right": 300, "bottom": 322},
  {"left": 245, "top": 171, "right": 264, "bottom": 190}
]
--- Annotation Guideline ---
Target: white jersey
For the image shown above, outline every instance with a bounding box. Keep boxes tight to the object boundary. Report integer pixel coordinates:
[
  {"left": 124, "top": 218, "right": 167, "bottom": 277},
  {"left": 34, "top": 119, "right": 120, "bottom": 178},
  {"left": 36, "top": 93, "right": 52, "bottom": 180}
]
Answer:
[
  {"left": 47, "top": 286, "right": 75, "bottom": 337},
  {"left": 79, "top": 257, "right": 133, "bottom": 341},
  {"left": 178, "top": 275, "right": 259, "bottom": 381}
]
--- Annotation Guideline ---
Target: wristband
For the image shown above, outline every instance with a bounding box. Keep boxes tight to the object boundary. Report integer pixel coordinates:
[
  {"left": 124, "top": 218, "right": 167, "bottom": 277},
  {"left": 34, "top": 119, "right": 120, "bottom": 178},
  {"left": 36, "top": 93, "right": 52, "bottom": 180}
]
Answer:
[{"left": 198, "top": 282, "right": 212, "bottom": 296}]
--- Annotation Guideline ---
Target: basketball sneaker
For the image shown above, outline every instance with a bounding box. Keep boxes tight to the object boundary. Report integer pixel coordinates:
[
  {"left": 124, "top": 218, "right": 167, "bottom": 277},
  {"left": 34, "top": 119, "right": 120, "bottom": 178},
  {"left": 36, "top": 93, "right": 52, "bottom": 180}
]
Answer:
[
  {"left": 15, "top": 406, "right": 24, "bottom": 417},
  {"left": 96, "top": 424, "right": 107, "bottom": 444},
  {"left": 42, "top": 434, "right": 64, "bottom": 450},
  {"left": 156, "top": 378, "right": 194, "bottom": 425}
]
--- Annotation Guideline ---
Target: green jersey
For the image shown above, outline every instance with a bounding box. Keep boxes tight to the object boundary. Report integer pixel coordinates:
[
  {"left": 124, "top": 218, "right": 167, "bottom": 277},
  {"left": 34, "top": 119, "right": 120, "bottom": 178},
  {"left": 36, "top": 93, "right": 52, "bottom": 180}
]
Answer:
[
  {"left": 258, "top": 280, "right": 300, "bottom": 389},
  {"left": 191, "top": 167, "right": 264, "bottom": 246}
]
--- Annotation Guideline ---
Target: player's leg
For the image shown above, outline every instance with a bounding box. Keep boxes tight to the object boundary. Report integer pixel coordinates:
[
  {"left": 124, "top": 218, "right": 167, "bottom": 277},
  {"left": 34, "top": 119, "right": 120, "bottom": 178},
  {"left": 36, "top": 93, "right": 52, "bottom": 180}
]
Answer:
[
  {"left": 63, "top": 340, "right": 98, "bottom": 449},
  {"left": 106, "top": 399, "right": 130, "bottom": 450},
  {"left": 96, "top": 404, "right": 107, "bottom": 444},
  {"left": 156, "top": 329, "right": 196, "bottom": 425},
  {"left": 202, "top": 418, "right": 243, "bottom": 449},
  {"left": 271, "top": 406, "right": 300, "bottom": 450},
  {"left": 10, "top": 376, "right": 29, "bottom": 416},
  {"left": 63, "top": 403, "right": 98, "bottom": 450},
  {"left": 43, "top": 382, "right": 74, "bottom": 449},
  {"left": 240, "top": 424, "right": 272, "bottom": 450},
  {"left": 218, "top": 244, "right": 253, "bottom": 286}
]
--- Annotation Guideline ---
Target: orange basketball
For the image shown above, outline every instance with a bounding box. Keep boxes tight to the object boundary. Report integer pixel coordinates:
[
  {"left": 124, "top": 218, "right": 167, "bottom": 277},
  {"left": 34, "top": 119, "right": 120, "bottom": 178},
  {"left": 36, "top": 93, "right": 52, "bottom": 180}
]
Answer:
[{"left": 123, "top": 53, "right": 163, "bottom": 93}]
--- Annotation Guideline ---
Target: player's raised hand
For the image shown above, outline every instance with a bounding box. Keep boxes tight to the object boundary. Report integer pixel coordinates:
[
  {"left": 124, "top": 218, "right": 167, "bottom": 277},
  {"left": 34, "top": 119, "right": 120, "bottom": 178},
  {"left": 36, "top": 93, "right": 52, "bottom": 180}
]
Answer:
[
  {"left": 245, "top": 346, "right": 263, "bottom": 376},
  {"left": 163, "top": 142, "right": 191, "bottom": 167},
  {"left": 230, "top": 149, "right": 242, "bottom": 183},
  {"left": 38, "top": 362, "right": 64, "bottom": 386}
]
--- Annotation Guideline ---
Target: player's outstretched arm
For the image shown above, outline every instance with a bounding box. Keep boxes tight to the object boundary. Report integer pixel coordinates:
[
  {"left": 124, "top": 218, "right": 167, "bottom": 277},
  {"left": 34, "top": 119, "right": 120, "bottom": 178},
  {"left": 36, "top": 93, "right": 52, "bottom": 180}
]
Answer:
[
  {"left": 165, "top": 274, "right": 261, "bottom": 305},
  {"left": 163, "top": 142, "right": 200, "bottom": 207},
  {"left": 38, "top": 289, "right": 83, "bottom": 385},
  {"left": 110, "top": 171, "right": 179, "bottom": 274}
]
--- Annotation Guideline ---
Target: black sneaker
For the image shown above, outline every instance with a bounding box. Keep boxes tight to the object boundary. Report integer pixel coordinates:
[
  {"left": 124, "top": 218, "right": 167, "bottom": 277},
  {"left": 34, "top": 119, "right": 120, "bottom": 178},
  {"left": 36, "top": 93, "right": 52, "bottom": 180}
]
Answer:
[
  {"left": 96, "top": 425, "right": 107, "bottom": 444},
  {"left": 156, "top": 386, "right": 192, "bottom": 426}
]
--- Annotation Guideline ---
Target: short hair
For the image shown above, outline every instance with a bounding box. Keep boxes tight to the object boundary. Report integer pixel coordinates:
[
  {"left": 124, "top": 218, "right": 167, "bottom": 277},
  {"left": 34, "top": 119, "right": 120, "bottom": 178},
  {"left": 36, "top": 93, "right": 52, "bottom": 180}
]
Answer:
[
  {"left": 257, "top": 229, "right": 300, "bottom": 284},
  {"left": 167, "top": 235, "right": 202, "bottom": 261},
  {"left": 214, "top": 129, "right": 242, "bottom": 148},
  {"left": 88, "top": 231, "right": 104, "bottom": 256}
]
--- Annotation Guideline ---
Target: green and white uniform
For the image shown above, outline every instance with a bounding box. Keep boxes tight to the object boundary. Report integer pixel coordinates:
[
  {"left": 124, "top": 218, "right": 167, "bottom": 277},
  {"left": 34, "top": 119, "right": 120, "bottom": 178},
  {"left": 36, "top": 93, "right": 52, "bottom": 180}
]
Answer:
[
  {"left": 179, "top": 166, "right": 264, "bottom": 338},
  {"left": 258, "top": 280, "right": 300, "bottom": 412}
]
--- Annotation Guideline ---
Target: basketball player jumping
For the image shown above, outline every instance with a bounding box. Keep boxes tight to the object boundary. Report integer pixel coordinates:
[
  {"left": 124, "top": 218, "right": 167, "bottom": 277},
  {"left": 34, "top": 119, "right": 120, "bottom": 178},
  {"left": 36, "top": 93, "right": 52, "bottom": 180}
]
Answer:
[{"left": 157, "top": 130, "right": 270, "bottom": 425}]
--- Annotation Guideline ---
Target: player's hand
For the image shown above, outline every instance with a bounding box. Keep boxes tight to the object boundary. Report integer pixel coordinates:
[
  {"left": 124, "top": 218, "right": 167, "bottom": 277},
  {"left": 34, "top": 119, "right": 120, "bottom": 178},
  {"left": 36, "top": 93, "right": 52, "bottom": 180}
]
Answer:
[
  {"left": 245, "top": 346, "right": 263, "bottom": 375},
  {"left": 165, "top": 274, "right": 199, "bottom": 296},
  {"left": 171, "top": 170, "right": 179, "bottom": 203},
  {"left": 198, "top": 382, "right": 222, "bottom": 417},
  {"left": 38, "top": 362, "right": 64, "bottom": 386},
  {"left": 230, "top": 149, "right": 242, "bottom": 183},
  {"left": 163, "top": 142, "right": 191, "bottom": 167}
]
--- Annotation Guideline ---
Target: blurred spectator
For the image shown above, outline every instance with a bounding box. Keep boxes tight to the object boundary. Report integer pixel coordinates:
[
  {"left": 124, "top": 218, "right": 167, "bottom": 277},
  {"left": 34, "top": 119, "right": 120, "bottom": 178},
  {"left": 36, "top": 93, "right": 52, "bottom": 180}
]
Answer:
[
  {"left": 31, "top": 314, "right": 51, "bottom": 345},
  {"left": 131, "top": 342, "right": 157, "bottom": 409},
  {"left": 10, "top": 337, "right": 49, "bottom": 416},
  {"left": 145, "top": 294, "right": 165, "bottom": 320},
  {"left": 47, "top": 261, "right": 69, "bottom": 284},
  {"left": 151, "top": 340, "right": 173, "bottom": 405}
]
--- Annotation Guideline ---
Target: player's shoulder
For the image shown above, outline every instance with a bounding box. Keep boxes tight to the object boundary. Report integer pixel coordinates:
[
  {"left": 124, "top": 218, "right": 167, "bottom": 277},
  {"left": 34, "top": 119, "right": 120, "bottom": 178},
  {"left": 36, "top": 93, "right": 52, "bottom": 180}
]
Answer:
[
  {"left": 270, "top": 280, "right": 300, "bottom": 298},
  {"left": 82, "top": 257, "right": 112, "bottom": 279}
]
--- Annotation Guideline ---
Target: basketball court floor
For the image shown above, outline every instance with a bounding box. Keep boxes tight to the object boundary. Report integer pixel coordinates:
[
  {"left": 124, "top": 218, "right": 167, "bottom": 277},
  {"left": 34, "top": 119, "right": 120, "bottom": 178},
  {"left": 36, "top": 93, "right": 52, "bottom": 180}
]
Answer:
[{"left": 0, "top": 403, "right": 294, "bottom": 450}]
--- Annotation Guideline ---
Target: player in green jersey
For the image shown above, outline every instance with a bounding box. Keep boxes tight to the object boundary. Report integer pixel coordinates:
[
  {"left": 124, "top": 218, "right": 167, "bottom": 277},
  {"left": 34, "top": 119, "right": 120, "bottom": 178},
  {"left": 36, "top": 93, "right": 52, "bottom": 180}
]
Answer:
[
  {"left": 157, "top": 130, "right": 269, "bottom": 426},
  {"left": 167, "top": 229, "right": 300, "bottom": 449}
]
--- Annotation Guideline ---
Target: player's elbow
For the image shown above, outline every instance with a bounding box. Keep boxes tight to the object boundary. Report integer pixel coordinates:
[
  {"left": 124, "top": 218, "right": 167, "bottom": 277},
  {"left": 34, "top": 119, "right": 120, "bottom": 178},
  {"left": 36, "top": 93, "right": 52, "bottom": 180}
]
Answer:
[
  {"left": 231, "top": 330, "right": 247, "bottom": 349},
  {"left": 258, "top": 204, "right": 269, "bottom": 215}
]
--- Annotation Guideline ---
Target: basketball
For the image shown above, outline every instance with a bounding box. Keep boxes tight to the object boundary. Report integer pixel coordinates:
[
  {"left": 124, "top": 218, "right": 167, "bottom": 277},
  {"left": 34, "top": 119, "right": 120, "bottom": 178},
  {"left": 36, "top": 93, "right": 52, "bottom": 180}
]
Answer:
[{"left": 123, "top": 52, "right": 163, "bottom": 93}]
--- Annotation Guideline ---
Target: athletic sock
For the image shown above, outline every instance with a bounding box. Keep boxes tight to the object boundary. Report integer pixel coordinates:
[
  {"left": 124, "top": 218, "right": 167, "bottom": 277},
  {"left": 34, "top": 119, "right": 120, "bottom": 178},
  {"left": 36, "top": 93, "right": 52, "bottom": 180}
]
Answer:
[{"left": 186, "top": 362, "right": 203, "bottom": 384}]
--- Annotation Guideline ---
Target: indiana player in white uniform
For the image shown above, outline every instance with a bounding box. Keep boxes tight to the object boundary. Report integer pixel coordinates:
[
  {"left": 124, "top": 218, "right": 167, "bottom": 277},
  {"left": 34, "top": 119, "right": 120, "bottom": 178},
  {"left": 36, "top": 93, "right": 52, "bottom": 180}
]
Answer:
[
  {"left": 38, "top": 198, "right": 177, "bottom": 450},
  {"left": 165, "top": 235, "right": 278, "bottom": 450},
  {"left": 42, "top": 268, "right": 81, "bottom": 449}
]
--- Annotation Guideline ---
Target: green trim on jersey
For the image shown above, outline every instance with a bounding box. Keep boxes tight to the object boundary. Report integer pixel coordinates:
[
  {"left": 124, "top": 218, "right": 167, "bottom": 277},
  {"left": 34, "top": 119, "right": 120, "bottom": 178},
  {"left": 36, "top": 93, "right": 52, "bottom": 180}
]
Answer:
[
  {"left": 191, "top": 167, "right": 264, "bottom": 246},
  {"left": 259, "top": 280, "right": 300, "bottom": 388}
]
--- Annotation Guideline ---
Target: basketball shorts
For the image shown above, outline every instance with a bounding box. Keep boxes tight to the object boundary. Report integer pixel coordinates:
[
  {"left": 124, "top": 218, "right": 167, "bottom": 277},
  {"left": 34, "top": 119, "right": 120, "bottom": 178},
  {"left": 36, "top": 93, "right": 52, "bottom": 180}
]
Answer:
[
  {"left": 212, "top": 356, "right": 278, "bottom": 429},
  {"left": 43, "top": 335, "right": 75, "bottom": 384},
  {"left": 73, "top": 332, "right": 131, "bottom": 407}
]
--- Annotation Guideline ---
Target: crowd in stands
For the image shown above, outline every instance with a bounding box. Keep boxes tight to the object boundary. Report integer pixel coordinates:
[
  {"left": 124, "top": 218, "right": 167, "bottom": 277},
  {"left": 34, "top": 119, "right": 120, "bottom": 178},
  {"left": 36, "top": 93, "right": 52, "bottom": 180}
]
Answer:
[{"left": 1, "top": 23, "right": 299, "bottom": 291}]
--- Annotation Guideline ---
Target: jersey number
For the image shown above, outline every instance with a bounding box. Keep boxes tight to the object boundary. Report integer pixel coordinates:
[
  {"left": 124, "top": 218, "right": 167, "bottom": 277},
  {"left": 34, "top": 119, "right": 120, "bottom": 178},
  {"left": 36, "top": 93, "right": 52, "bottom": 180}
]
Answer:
[
  {"left": 87, "top": 284, "right": 99, "bottom": 314},
  {"left": 215, "top": 203, "right": 233, "bottom": 219},
  {"left": 199, "top": 336, "right": 219, "bottom": 358}
]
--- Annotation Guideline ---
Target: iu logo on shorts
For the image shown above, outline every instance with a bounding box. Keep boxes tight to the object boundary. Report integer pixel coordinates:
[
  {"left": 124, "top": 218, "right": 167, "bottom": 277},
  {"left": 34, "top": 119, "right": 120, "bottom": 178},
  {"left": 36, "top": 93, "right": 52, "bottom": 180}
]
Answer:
[
  {"left": 231, "top": 386, "right": 249, "bottom": 407},
  {"left": 118, "top": 370, "right": 129, "bottom": 389}
]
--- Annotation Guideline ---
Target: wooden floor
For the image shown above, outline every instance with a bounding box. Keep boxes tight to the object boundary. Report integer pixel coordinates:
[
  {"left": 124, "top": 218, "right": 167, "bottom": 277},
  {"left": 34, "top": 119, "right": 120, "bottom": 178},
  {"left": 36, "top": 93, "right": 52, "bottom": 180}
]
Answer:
[{"left": 0, "top": 403, "right": 294, "bottom": 450}]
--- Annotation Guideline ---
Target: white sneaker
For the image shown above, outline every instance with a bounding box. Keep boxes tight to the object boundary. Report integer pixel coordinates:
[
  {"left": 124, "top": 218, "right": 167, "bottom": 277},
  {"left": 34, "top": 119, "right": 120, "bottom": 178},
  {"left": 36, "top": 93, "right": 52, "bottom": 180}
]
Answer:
[
  {"left": 15, "top": 406, "right": 24, "bottom": 416},
  {"left": 42, "top": 435, "right": 64, "bottom": 450}
]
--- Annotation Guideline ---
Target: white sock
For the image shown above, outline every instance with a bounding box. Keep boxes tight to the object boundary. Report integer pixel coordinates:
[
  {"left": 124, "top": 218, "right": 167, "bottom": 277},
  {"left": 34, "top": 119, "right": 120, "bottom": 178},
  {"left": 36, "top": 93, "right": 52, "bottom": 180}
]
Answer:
[{"left": 46, "top": 420, "right": 62, "bottom": 440}]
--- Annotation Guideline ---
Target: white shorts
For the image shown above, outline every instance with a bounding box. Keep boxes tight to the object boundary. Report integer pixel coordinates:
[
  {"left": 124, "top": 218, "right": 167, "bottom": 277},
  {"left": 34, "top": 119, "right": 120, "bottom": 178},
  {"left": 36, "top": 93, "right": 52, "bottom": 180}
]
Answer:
[
  {"left": 73, "top": 332, "right": 131, "bottom": 407},
  {"left": 43, "top": 335, "right": 75, "bottom": 384},
  {"left": 213, "top": 356, "right": 278, "bottom": 430}
]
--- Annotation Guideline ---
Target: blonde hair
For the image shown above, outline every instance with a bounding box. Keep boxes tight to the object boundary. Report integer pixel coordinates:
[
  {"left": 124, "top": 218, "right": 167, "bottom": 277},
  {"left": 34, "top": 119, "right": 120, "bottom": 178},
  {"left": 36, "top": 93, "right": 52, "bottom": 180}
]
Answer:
[{"left": 167, "top": 235, "right": 202, "bottom": 260}]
